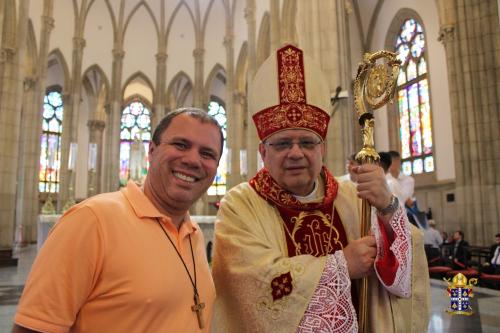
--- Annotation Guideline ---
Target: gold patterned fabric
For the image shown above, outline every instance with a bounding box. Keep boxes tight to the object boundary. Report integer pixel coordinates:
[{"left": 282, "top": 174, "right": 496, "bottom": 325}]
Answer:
[
  {"left": 249, "top": 167, "right": 347, "bottom": 258},
  {"left": 212, "top": 180, "right": 430, "bottom": 333}
]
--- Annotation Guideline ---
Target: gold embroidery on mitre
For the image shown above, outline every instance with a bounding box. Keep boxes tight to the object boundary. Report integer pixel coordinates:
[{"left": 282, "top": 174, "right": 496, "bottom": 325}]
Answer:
[
  {"left": 279, "top": 46, "right": 306, "bottom": 103},
  {"left": 252, "top": 103, "right": 329, "bottom": 141}
]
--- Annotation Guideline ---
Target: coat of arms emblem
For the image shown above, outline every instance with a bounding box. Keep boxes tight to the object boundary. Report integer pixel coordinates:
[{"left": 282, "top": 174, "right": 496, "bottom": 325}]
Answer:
[{"left": 444, "top": 273, "right": 478, "bottom": 315}]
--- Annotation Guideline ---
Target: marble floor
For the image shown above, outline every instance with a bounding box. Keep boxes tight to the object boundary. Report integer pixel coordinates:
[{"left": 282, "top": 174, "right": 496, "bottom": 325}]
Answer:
[{"left": 1, "top": 245, "right": 500, "bottom": 332}]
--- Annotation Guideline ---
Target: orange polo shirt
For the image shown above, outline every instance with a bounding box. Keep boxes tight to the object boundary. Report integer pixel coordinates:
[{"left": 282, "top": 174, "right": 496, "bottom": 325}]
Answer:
[{"left": 15, "top": 181, "right": 215, "bottom": 333}]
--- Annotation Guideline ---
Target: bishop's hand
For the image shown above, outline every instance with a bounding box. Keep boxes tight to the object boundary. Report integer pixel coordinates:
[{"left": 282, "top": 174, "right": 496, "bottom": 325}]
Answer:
[
  {"left": 353, "top": 164, "right": 392, "bottom": 211},
  {"left": 343, "top": 235, "right": 377, "bottom": 279}
]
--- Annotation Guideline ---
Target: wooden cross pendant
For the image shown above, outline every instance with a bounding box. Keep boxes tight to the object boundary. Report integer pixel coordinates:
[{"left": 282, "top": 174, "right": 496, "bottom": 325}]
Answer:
[{"left": 191, "top": 293, "right": 205, "bottom": 329}]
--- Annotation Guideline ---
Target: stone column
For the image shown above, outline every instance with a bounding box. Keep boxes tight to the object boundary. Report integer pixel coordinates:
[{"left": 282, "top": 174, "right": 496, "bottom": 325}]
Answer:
[
  {"left": 192, "top": 47, "right": 205, "bottom": 109},
  {"left": 18, "top": 1, "right": 56, "bottom": 245},
  {"left": 437, "top": 0, "right": 500, "bottom": 244},
  {"left": 0, "top": 0, "right": 29, "bottom": 259},
  {"left": 224, "top": 33, "right": 238, "bottom": 189},
  {"left": 244, "top": 0, "right": 259, "bottom": 177},
  {"left": 233, "top": 91, "right": 246, "bottom": 183},
  {"left": 192, "top": 46, "right": 208, "bottom": 215},
  {"left": 59, "top": 36, "right": 86, "bottom": 210},
  {"left": 333, "top": 0, "right": 356, "bottom": 168},
  {"left": 15, "top": 76, "right": 39, "bottom": 245},
  {"left": 87, "top": 120, "right": 105, "bottom": 196},
  {"left": 154, "top": 52, "right": 167, "bottom": 128},
  {"left": 102, "top": 48, "right": 125, "bottom": 192}
]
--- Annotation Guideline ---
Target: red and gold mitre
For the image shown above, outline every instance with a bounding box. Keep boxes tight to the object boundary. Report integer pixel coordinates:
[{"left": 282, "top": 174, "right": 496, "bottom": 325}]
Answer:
[{"left": 250, "top": 44, "right": 331, "bottom": 141}]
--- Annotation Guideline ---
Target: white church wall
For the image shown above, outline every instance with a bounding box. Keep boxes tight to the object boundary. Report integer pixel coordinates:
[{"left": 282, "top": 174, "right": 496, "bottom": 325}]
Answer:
[
  {"left": 82, "top": 0, "right": 113, "bottom": 81},
  {"left": 233, "top": 0, "right": 248, "bottom": 64},
  {"left": 254, "top": 0, "right": 269, "bottom": 41},
  {"left": 165, "top": 5, "right": 196, "bottom": 85},
  {"left": 207, "top": 66, "right": 226, "bottom": 103},
  {"left": 45, "top": 60, "right": 66, "bottom": 89},
  {"left": 27, "top": 0, "right": 42, "bottom": 48},
  {"left": 203, "top": 0, "right": 226, "bottom": 84},
  {"left": 346, "top": 6, "right": 364, "bottom": 80},
  {"left": 121, "top": 7, "right": 157, "bottom": 89},
  {"left": 75, "top": 94, "right": 90, "bottom": 200},
  {"left": 368, "top": 0, "right": 455, "bottom": 182},
  {"left": 123, "top": 80, "right": 154, "bottom": 105},
  {"left": 50, "top": 0, "right": 75, "bottom": 72}
]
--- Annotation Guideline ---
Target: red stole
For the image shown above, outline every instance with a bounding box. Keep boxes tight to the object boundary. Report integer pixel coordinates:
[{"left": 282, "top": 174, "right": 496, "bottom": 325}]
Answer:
[{"left": 250, "top": 167, "right": 348, "bottom": 257}]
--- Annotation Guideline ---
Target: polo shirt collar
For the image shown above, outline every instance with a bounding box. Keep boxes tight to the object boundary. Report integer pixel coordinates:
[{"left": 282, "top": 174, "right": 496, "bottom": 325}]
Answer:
[{"left": 121, "top": 181, "right": 197, "bottom": 234}]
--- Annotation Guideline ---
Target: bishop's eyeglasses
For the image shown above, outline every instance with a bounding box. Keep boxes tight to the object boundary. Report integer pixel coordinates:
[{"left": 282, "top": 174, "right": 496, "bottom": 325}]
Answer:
[{"left": 263, "top": 138, "right": 322, "bottom": 152}]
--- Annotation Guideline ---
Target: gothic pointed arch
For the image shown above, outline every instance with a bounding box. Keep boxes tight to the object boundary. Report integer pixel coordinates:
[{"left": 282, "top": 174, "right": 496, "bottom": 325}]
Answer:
[
  {"left": 122, "top": 71, "right": 155, "bottom": 107},
  {"left": 166, "top": 1, "right": 196, "bottom": 47},
  {"left": 47, "top": 49, "right": 71, "bottom": 89},
  {"left": 166, "top": 71, "right": 194, "bottom": 109},
  {"left": 24, "top": 19, "right": 38, "bottom": 76},
  {"left": 235, "top": 42, "right": 248, "bottom": 91},
  {"left": 82, "top": 64, "right": 110, "bottom": 121},
  {"left": 204, "top": 63, "right": 226, "bottom": 104},
  {"left": 122, "top": 1, "right": 160, "bottom": 43}
]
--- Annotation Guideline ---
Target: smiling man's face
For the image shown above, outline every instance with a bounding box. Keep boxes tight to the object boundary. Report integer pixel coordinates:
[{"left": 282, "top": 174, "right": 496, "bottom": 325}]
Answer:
[
  {"left": 259, "top": 129, "right": 325, "bottom": 196},
  {"left": 146, "top": 113, "right": 221, "bottom": 213}
]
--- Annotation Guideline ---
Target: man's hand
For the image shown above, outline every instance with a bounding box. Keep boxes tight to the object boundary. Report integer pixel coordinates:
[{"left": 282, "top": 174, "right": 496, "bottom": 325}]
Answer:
[
  {"left": 353, "top": 164, "right": 392, "bottom": 211},
  {"left": 405, "top": 198, "right": 414, "bottom": 208},
  {"left": 343, "top": 235, "right": 377, "bottom": 279}
]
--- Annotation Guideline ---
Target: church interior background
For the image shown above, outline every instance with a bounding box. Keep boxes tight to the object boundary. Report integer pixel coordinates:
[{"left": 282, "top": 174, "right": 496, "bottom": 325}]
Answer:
[
  {"left": 1, "top": 0, "right": 499, "bottom": 288},
  {"left": 1, "top": 0, "right": 500, "bottom": 331}
]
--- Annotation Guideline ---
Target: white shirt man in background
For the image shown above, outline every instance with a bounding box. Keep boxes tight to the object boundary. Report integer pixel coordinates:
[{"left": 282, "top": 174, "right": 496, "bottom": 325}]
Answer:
[
  {"left": 388, "top": 150, "right": 415, "bottom": 208},
  {"left": 336, "top": 153, "right": 359, "bottom": 184},
  {"left": 379, "top": 152, "right": 405, "bottom": 204}
]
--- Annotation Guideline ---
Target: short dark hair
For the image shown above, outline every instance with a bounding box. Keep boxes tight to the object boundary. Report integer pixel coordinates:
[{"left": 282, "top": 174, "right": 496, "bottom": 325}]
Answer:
[
  {"left": 378, "top": 152, "right": 392, "bottom": 172},
  {"left": 388, "top": 150, "right": 401, "bottom": 159},
  {"left": 495, "top": 233, "right": 500, "bottom": 238},
  {"left": 456, "top": 230, "right": 464, "bottom": 238},
  {"left": 152, "top": 107, "right": 224, "bottom": 158}
]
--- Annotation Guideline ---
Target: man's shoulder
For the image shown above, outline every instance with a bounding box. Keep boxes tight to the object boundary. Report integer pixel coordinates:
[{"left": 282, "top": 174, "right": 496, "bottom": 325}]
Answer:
[
  {"left": 70, "top": 190, "right": 128, "bottom": 217},
  {"left": 84, "top": 189, "right": 125, "bottom": 205},
  {"left": 398, "top": 172, "right": 415, "bottom": 183}
]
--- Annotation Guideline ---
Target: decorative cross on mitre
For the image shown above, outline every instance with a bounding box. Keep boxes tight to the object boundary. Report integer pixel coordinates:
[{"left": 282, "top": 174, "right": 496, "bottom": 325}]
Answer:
[{"left": 250, "top": 44, "right": 331, "bottom": 141}]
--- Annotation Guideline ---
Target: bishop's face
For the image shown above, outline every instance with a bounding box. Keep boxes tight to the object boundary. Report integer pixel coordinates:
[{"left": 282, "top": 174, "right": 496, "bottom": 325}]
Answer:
[{"left": 259, "top": 129, "right": 325, "bottom": 196}]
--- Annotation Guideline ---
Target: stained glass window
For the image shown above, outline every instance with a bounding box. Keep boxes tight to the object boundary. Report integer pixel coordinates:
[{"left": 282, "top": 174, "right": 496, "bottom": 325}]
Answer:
[
  {"left": 207, "top": 100, "right": 227, "bottom": 196},
  {"left": 119, "top": 100, "right": 151, "bottom": 186},
  {"left": 395, "top": 18, "right": 434, "bottom": 175},
  {"left": 39, "top": 90, "right": 64, "bottom": 192}
]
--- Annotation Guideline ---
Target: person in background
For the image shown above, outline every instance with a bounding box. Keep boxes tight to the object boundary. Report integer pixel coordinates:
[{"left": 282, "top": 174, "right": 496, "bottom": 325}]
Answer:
[
  {"left": 481, "top": 233, "right": 500, "bottom": 274},
  {"left": 446, "top": 230, "right": 470, "bottom": 270},
  {"left": 423, "top": 219, "right": 444, "bottom": 264},
  {"left": 12, "top": 108, "right": 222, "bottom": 333},
  {"left": 379, "top": 152, "right": 405, "bottom": 204},
  {"left": 388, "top": 150, "right": 415, "bottom": 208},
  {"left": 336, "top": 153, "right": 360, "bottom": 184}
]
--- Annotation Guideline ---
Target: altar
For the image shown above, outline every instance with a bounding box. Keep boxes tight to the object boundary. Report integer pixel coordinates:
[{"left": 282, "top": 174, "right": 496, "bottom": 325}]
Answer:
[{"left": 37, "top": 214, "right": 216, "bottom": 251}]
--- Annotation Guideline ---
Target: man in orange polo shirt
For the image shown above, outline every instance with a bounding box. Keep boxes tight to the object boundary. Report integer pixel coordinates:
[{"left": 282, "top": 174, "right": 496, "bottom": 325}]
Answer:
[{"left": 13, "top": 108, "right": 221, "bottom": 333}]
